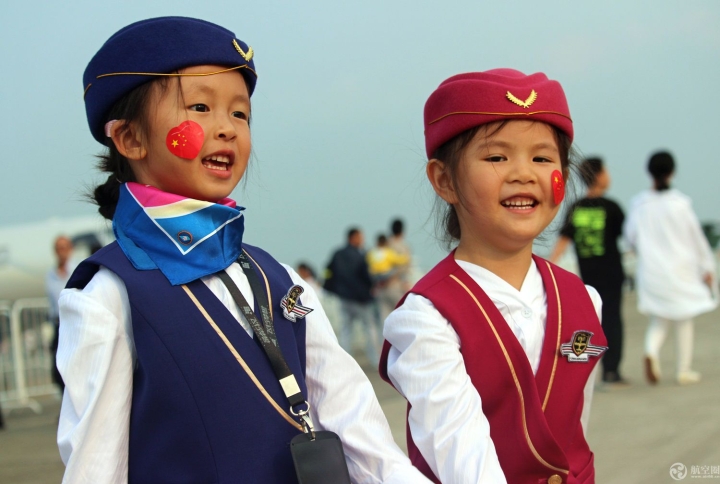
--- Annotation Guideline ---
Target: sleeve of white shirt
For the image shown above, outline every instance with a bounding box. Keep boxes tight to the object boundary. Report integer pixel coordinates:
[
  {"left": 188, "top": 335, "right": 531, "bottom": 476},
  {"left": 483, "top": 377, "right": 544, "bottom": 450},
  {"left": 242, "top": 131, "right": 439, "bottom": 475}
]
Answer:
[
  {"left": 56, "top": 267, "right": 135, "bottom": 484},
  {"left": 681, "top": 200, "right": 718, "bottom": 277},
  {"left": 283, "top": 265, "right": 432, "bottom": 484},
  {"left": 580, "top": 285, "right": 603, "bottom": 435},
  {"left": 383, "top": 293, "right": 508, "bottom": 484}
]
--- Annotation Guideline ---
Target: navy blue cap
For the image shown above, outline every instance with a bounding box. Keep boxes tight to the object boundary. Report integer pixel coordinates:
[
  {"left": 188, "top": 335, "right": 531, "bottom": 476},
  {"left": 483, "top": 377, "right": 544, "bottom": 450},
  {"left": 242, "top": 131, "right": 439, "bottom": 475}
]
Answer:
[{"left": 83, "top": 16, "right": 257, "bottom": 143}]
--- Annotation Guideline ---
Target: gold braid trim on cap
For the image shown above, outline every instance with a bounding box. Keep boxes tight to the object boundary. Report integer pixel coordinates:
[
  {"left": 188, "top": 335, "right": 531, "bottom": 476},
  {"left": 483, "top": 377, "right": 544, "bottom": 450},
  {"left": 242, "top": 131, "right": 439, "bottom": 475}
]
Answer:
[
  {"left": 449, "top": 274, "right": 569, "bottom": 475},
  {"left": 83, "top": 65, "right": 257, "bottom": 99},
  {"left": 428, "top": 110, "right": 572, "bottom": 125}
]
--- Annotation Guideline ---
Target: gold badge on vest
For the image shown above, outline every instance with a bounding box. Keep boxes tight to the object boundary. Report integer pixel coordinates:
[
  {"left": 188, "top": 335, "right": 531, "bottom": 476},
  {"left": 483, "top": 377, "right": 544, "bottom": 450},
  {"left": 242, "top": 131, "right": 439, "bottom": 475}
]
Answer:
[
  {"left": 560, "top": 330, "right": 607, "bottom": 362},
  {"left": 280, "top": 285, "right": 314, "bottom": 322}
]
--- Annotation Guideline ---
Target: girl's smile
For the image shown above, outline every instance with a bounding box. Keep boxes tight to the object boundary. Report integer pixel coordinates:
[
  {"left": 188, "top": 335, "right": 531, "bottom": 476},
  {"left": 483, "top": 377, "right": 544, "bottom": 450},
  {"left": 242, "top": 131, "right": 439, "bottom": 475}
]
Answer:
[
  {"left": 201, "top": 150, "right": 235, "bottom": 177},
  {"left": 127, "top": 65, "right": 252, "bottom": 202},
  {"left": 500, "top": 195, "right": 539, "bottom": 211}
]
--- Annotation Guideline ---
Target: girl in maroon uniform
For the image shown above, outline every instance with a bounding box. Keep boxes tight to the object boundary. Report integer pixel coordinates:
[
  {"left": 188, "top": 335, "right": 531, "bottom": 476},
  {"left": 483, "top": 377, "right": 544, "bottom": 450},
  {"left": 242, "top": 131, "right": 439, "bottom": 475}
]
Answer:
[{"left": 380, "top": 69, "right": 606, "bottom": 484}]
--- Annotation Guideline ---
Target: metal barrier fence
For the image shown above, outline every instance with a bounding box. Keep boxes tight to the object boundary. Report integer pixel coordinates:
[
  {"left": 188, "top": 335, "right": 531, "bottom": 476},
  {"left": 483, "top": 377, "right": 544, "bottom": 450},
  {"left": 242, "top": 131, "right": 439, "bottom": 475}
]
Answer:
[
  {"left": 0, "top": 297, "right": 56, "bottom": 414},
  {"left": 0, "top": 300, "right": 12, "bottom": 410}
]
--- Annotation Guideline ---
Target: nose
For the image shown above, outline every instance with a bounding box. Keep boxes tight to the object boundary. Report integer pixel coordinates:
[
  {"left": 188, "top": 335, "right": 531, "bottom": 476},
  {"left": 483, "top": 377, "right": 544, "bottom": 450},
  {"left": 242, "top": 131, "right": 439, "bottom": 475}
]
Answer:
[
  {"left": 214, "top": 113, "right": 237, "bottom": 141},
  {"left": 507, "top": 158, "right": 537, "bottom": 184}
]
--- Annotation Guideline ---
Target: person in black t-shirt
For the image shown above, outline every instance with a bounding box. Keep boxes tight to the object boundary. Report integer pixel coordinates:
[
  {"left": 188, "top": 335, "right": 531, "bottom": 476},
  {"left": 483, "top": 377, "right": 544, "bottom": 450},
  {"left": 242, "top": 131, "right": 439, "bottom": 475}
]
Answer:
[{"left": 551, "top": 157, "right": 627, "bottom": 384}]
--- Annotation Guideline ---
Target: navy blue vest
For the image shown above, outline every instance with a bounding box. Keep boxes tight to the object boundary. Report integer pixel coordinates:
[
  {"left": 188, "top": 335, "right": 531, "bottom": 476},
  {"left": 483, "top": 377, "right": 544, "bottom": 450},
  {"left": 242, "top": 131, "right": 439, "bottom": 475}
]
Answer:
[{"left": 68, "top": 242, "right": 307, "bottom": 484}]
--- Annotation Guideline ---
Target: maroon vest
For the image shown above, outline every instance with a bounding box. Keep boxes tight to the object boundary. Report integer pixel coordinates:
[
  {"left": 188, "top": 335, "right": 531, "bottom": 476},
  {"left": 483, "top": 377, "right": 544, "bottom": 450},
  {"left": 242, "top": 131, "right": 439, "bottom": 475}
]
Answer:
[{"left": 380, "top": 254, "right": 606, "bottom": 484}]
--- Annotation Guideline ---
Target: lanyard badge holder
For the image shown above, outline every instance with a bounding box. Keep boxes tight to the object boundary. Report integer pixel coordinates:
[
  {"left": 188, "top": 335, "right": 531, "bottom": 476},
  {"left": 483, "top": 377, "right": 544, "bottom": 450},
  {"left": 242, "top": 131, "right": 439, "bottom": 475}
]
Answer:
[{"left": 218, "top": 252, "right": 351, "bottom": 484}]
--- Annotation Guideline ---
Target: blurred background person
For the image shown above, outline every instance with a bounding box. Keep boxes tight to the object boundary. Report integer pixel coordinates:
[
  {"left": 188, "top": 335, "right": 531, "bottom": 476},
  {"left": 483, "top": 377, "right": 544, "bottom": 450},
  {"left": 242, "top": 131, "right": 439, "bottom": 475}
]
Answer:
[
  {"left": 387, "top": 218, "right": 414, "bottom": 298},
  {"left": 367, "top": 234, "right": 410, "bottom": 323},
  {"left": 551, "top": 157, "right": 628, "bottom": 385},
  {"left": 624, "top": 151, "right": 718, "bottom": 385},
  {"left": 45, "top": 236, "right": 75, "bottom": 395},
  {"left": 297, "top": 261, "right": 322, "bottom": 297},
  {"left": 323, "top": 228, "right": 380, "bottom": 365}
]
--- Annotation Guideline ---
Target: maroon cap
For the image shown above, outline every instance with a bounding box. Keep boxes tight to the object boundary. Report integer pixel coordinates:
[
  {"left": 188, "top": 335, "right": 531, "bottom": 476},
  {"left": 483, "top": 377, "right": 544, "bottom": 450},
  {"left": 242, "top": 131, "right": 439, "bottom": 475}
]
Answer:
[{"left": 423, "top": 69, "right": 573, "bottom": 158}]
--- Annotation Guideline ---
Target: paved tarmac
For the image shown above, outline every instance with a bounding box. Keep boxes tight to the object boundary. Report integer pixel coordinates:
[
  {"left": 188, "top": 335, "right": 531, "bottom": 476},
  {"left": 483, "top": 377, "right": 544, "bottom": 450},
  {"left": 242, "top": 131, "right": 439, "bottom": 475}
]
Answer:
[{"left": 1, "top": 293, "right": 718, "bottom": 483}]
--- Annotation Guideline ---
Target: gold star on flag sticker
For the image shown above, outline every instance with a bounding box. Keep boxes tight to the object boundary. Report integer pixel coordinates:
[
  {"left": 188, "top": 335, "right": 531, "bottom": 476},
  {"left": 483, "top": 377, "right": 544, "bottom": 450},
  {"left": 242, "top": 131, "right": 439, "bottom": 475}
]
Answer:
[{"left": 172, "top": 139, "right": 179, "bottom": 147}]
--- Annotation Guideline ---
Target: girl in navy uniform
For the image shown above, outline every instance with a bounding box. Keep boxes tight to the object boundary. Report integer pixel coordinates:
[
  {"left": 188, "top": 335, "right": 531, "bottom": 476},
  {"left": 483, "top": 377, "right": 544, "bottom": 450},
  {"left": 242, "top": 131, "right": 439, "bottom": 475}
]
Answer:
[
  {"left": 57, "top": 16, "right": 430, "bottom": 484},
  {"left": 380, "top": 70, "right": 606, "bottom": 483}
]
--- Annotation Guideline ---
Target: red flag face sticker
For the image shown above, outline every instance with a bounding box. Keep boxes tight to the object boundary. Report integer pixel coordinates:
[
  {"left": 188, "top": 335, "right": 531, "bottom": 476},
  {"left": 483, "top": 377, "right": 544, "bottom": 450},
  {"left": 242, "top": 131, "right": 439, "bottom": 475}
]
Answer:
[
  {"left": 552, "top": 170, "right": 565, "bottom": 205},
  {"left": 166, "top": 121, "right": 204, "bottom": 160}
]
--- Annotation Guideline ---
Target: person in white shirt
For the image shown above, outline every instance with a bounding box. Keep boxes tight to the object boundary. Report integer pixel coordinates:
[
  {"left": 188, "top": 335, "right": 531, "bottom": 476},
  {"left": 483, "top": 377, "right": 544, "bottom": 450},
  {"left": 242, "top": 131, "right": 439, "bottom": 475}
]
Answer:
[
  {"left": 45, "top": 235, "right": 75, "bottom": 394},
  {"left": 380, "top": 69, "right": 605, "bottom": 484},
  {"left": 623, "top": 151, "right": 718, "bottom": 385}
]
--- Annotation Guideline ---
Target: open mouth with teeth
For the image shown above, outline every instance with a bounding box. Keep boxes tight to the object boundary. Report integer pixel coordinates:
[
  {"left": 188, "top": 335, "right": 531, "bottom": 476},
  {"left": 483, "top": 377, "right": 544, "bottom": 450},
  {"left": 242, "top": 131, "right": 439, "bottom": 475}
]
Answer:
[
  {"left": 501, "top": 197, "right": 538, "bottom": 210},
  {"left": 202, "top": 153, "right": 234, "bottom": 171}
]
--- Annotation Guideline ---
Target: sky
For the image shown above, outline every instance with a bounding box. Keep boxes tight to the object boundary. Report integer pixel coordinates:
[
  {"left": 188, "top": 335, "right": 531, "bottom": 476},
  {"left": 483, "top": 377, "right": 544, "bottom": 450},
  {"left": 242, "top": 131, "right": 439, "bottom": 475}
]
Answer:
[{"left": 1, "top": 1, "right": 719, "bottom": 273}]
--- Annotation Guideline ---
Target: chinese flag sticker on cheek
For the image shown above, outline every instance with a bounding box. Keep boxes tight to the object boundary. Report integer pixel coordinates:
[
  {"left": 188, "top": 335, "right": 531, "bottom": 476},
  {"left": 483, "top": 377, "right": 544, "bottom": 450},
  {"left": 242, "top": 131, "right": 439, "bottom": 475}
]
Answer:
[
  {"left": 166, "top": 121, "right": 204, "bottom": 160},
  {"left": 552, "top": 170, "right": 565, "bottom": 205}
]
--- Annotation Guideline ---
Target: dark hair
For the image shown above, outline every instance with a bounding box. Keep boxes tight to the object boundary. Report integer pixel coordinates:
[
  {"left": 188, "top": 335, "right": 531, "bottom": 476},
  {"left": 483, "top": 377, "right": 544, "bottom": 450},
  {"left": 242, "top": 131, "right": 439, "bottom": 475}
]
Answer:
[
  {"left": 390, "top": 219, "right": 404, "bottom": 236},
  {"left": 431, "top": 120, "right": 575, "bottom": 247},
  {"left": 90, "top": 79, "right": 170, "bottom": 219},
  {"left": 347, "top": 227, "right": 360, "bottom": 240},
  {"left": 297, "top": 262, "right": 316, "bottom": 279},
  {"left": 579, "top": 157, "right": 603, "bottom": 187},
  {"left": 377, "top": 234, "right": 387, "bottom": 245},
  {"left": 648, "top": 150, "right": 675, "bottom": 191}
]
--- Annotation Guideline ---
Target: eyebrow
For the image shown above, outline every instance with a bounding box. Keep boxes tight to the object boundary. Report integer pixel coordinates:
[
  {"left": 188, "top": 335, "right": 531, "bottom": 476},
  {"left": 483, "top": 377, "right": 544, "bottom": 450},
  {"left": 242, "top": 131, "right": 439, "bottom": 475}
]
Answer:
[
  {"left": 185, "top": 83, "right": 250, "bottom": 103},
  {"left": 480, "top": 140, "right": 558, "bottom": 151}
]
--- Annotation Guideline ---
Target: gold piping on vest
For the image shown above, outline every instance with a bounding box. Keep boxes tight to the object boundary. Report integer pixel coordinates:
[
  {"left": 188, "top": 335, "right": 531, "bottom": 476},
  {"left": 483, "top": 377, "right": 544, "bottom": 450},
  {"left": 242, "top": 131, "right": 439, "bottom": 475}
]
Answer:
[
  {"left": 241, "top": 248, "right": 274, "bottom": 320},
  {"left": 541, "top": 262, "right": 562, "bottom": 411},
  {"left": 449, "top": 274, "right": 569, "bottom": 475},
  {"left": 428, "top": 110, "right": 572, "bottom": 125},
  {"left": 181, "top": 284, "right": 303, "bottom": 431}
]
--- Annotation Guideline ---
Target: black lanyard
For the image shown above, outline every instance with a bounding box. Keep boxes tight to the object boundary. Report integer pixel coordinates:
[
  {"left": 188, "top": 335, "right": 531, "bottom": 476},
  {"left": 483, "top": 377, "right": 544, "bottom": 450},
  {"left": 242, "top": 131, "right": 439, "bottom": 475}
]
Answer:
[{"left": 216, "top": 251, "right": 308, "bottom": 412}]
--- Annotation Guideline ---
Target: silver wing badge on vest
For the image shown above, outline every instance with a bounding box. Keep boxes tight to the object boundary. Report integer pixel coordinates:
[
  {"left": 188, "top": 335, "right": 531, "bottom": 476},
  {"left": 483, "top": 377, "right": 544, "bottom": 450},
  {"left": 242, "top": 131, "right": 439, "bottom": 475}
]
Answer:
[
  {"left": 560, "top": 330, "right": 607, "bottom": 362},
  {"left": 280, "top": 285, "right": 313, "bottom": 322}
]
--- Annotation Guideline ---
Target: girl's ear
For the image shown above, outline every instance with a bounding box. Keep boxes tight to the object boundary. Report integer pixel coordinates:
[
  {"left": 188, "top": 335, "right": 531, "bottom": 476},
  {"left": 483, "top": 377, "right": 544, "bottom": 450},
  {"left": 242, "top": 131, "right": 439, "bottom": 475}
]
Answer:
[
  {"left": 110, "top": 120, "right": 147, "bottom": 161},
  {"left": 427, "top": 158, "right": 459, "bottom": 204}
]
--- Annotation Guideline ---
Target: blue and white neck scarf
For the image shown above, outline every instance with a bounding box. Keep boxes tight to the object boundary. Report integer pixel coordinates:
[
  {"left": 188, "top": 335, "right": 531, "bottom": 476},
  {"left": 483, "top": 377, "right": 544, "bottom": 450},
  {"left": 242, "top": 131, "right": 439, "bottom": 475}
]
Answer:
[{"left": 113, "top": 182, "right": 245, "bottom": 285}]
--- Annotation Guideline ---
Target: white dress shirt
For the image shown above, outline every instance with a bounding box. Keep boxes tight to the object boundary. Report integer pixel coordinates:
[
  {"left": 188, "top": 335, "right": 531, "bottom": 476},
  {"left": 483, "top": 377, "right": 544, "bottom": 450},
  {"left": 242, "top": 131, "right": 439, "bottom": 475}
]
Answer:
[
  {"left": 384, "top": 258, "right": 602, "bottom": 484},
  {"left": 624, "top": 189, "right": 718, "bottom": 320},
  {"left": 57, "top": 261, "right": 431, "bottom": 484}
]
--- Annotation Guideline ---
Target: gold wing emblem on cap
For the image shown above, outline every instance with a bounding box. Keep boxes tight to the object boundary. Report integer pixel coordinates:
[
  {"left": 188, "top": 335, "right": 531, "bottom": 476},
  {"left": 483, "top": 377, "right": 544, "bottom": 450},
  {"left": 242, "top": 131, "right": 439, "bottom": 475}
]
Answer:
[
  {"left": 233, "top": 39, "right": 254, "bottom": 62},
  {"left": 506, "top": 90, "right": 537, "bottom": 109}
]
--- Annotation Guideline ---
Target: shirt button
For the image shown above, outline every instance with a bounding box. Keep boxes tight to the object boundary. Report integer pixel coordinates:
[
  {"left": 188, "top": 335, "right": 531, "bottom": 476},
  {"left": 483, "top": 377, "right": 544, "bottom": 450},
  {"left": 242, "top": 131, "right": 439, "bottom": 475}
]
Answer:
[
  {"left": 522, "top": 307, "right": 532, "bottom": 318},
  {"left": 548, "top": 475, "right": 563, "bottom": 484}
]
